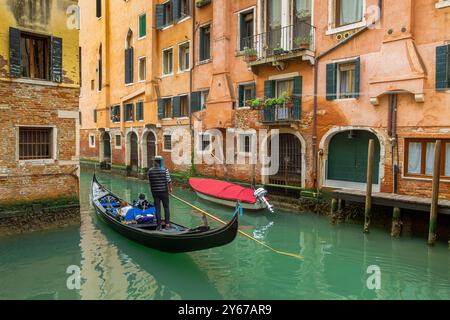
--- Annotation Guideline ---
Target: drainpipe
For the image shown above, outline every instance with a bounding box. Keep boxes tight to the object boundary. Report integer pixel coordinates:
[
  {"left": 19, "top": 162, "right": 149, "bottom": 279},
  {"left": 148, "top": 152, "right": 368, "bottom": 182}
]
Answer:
[
  {"left": 389, "top": 93, "right": 398, "bottom": 193},
  {"left": 312, "top": 0, "right": 383, "bottom": 189},
  {"left": 189, "top": 3, "right": 197, "bottom": 175}
]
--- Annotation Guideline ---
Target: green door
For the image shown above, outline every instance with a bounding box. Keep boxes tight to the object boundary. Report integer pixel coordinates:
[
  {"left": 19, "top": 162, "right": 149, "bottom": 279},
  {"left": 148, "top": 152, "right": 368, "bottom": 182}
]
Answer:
[{"left": 327, "top": 131, "right": 380, "bottom": 184}]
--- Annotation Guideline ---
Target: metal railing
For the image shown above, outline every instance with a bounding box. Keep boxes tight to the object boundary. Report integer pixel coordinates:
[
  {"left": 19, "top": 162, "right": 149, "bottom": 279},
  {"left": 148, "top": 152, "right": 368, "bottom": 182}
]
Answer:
[
  {"left": 242, "top": 21, "right": 314, "bottom": 61},
  {"left": 261, "top": 103, "right": 301, "bottom": 123}
]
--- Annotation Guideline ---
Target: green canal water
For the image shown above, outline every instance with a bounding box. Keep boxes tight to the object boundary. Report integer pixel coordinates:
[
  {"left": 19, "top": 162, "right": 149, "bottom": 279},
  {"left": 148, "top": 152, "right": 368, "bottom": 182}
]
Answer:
[{"left": 0, "top": 168, "right": 449, "bottom": 300}]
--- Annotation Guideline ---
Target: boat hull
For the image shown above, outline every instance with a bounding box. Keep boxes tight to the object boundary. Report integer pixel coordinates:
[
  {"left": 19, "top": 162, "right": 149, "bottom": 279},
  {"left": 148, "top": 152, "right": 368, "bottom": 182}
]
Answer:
[{"left": 194, "top": 190, "right": 266, "bottom": 211}]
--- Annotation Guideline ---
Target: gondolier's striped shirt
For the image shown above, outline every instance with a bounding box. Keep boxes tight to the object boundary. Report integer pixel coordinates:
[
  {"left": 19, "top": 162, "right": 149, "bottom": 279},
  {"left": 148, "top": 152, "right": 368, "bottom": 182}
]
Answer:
[{"left": 148, "top": 167, "right": 171, "bottom": 193}]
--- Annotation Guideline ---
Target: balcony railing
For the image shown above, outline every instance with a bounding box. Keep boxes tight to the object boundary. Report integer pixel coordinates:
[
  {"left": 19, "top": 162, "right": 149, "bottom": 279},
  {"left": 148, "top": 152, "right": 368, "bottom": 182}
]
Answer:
[
  {"left": 242, "top": 21, "right": 314, "bottom": 62},
  {"left": 261, "top": 103, "right": 300, "bottom": 123}
]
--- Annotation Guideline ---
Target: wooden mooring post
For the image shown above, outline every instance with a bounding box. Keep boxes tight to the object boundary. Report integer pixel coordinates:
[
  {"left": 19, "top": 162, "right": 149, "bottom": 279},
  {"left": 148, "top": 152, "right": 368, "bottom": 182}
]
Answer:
[
  {"left": 428, "top": 140, "right": 442, "bottom": 246},
  {"left": 364, "top": 139, "right": 375, "bottom": 233},
  {"left": 391, "top": 207, "right": 402, "bottom": 237}
]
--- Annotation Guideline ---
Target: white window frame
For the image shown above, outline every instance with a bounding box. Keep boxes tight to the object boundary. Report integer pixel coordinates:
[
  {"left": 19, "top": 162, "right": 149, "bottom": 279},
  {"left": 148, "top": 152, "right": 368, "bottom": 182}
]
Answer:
[
  {"left": 163, "top": 134, "right": 172, "bottom": 152},
  {"left": 115, "top": 134, "right": 122, "bottom": 150},
  {"left": 197, "top": 132, "right": 212, "bottom": 154},
  {"left": 237, "top": 81, "right": 255, "bottom": 108},
  {"left": 178, "top": 41, "right": 191, "bottom": 73},
  {"left": 16, "top": 125, "right": 57, "bottom": 164},
  {"left": 236, "top": 7, "right": 256, "bottom": 53},
  {"left": 89, "top": 133, "right": 96, "bottom": 148},
  {"left": 326, "top": 0, "right": 367, "bottom": 35},
  {"left": 238, "top": 133, "right": 255, "bottom": 155},
  {"left": 138, "top": 56, "right": 146, "bottom": 82},
  {"left": 162, "top": 47, "right": 174, "bottom": 77},
  {"left": 436, "top": 0, "right": 450, "bottom": 9},
  {"left": 138, "top": 13, "right": 147, "bottom": 40},
  {"left": 178, "top": 94, "right": 189, "bottom": 118},
  {"left": 200, "top": 90, "right": 209, "bottom": 111},
  {"left": 198, "top": 23, "right": 212, "bottom": 63},
  {"left": 334, "top": 57, "right": 359, "bottom": 100}
]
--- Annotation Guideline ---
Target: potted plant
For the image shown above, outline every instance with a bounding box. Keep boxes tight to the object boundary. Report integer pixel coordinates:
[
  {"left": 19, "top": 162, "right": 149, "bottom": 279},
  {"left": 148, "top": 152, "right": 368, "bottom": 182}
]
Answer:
[
  {"left": 196, "top": 0, "right": 211, "bottom": 8},
  {"left": 294, "top": 35, "right": 310, "bottom": 49},
  {"left": 243, "top": 47, "right": 257, "bottom": 62},
  {"left": 247, "top": 98, "right": 262, "bottom": 109},
  {"left": 273, "top": 46, "right": 285, "bottom": 55}
]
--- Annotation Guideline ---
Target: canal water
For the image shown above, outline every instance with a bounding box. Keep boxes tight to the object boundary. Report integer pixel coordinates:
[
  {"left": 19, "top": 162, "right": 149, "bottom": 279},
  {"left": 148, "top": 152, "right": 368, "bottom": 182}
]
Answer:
[{"left": 0, "top": 168, "right": 449, "bottom": 300}]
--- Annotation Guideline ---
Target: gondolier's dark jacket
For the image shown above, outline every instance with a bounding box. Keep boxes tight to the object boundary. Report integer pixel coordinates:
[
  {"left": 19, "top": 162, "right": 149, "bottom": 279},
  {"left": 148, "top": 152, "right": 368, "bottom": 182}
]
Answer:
[{"left": 148, "top": 167, "right": 171, "bottom": 193}]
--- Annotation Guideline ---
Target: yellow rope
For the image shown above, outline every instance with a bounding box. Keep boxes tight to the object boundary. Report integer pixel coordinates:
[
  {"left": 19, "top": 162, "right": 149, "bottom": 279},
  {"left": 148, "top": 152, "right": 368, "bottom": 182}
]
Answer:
[{"left": 170, "top": 193, "right": 304, "bottom": 261}]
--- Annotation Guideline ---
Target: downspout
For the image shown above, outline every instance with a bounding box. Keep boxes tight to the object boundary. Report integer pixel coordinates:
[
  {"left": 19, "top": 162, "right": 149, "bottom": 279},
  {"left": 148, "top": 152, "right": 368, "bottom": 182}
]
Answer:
[
  {"left": 312, "top": 0, "right": 382, "bottom": 189},
  {"left": 189, "top": 3, "right": 196, "bottom": 175},
  {"left": 390, "top": 93, "right": 398, "bottom": 193}
]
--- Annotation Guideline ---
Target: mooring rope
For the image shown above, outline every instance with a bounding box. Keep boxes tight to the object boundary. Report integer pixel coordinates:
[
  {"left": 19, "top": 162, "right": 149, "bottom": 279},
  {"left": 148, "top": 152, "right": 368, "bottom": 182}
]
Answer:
[{"left": 170, "top": 193, "right": 304, "bottom": 260}]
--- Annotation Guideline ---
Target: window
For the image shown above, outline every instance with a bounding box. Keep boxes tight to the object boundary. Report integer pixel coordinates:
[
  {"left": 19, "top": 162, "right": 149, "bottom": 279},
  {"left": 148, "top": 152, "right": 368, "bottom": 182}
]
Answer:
[
  {"left": 159, "top": 98, "right": 172, "bottom": 118},
  {"left": 326, "top": 58, "right": 360, "bottom": 100},
  {"left": 436, "top": 44, "right": 450, "bottom": 90},
  {"left": 178, "top": 42, "right": 190, "bottom": 72},
  {"left": 405, "top": 139, "right": 450, "bottom": 177},
  {"left": 276, "top": 79, "right": 294, "bottom": 98},
  {"left": 138, "top": 57, "right": 146, "bottom": 82},
  {"left": 334, "top": 0, "right": 364, "bottom": 28},
  {"left": 180, "top": 0, "right": 190, "bottom": 18},
  {"left": 180, "top": 95, "right": 188, "bottom": 117},
  {"left": 201, "top": 90, "right": 209, "bottom": 110},
  {"left": 199, "top": 25, "right": 211, "bottom": 62},
  {"left": 337, "top": 62, "right": 356, "bottom": 99},
  {"left": 125, "top": 30, "right": 134, "bottom": 84},
  {"left": 115, "top": 135, "right": 122, "bottom": 148},
  {"left": 239, "top": 9, "right": 254, "bottom": 51},
  {"left": 19, "top": 127, "right": 52, "bottom": 160},
  {"left": 93, "top": 110, "right": 97, "bottom": 123},
  {"left": 163, "top": 134, "right": 172, "bottom": 151},
  {"left": 111, "top": 105, "right": 121, "bottom": 122},
  {"left": 19, "top": 33, "right": 50, "bottom": 80},
  {"left": 98, "top": 44, "right": 102, "bottom": 91},
  {"left": 96, "top": 0, "right": 101, "bottom": 18},
  {"left": 198, "top": 133, "right": 211, "bottom": 153},
  {"left": 162, "top": 48, "right": 173, "bottom": 75},
  {"left": 238, "top": 83, "right": 255, "bottom": 107},
  {"left": 138, "top": 14, "right": 147, "bottom": 39},
  {"left": 89, "top": 133, "right": 96, "bottom": 148},
  {"left": 164, "top": 1, "right": 173, "bottom": 26},
  {"left": 125, "top": 103, "right": 134, "bottom": 121},
  {"left": 136, "top": 101, "right": 144, "bottom": 121},
  {"left": 239, "top": 134, "right": 253, "bottom": 153}
]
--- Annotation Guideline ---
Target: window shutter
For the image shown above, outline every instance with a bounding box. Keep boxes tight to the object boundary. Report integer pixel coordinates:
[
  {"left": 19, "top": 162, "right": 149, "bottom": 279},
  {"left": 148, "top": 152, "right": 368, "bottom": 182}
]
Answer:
[
  {"left": 156, "top": 4, "right": 165, "bottom": 29},
  {"left": 199, "top": 29, "right": 205, "bottom": 61},
  {"left": 139, "top": 15, "right": 146, "bottom": 38},
  {"left": 158, "top": 99, "right": 165, "bottom": 119},
  {"left": 94, "top": 110, "right": 97, "bottom": 123},
  {"left": 9, "top": 27, "right": 21, "bottom": 77},
  {"left": 238, "top": 85, "right": 245, "bottom": 107},
  {"left": 251, "top": 82, "right": 256, "bottom": 99},
  {"left": 191, "top": 91, "right": 201, "bottom": 112},
  {"left": 326, "top": 63, "right": 337, "bottom": 100},
  {"left": 51, "top": 37, "right": 63, "bottom": 83},
  {"left": 125, "top": 48, "right": 134, "bottom": 84},
  {"left": 186, "top": 0, "right": 190, "bottom": 16},
  {"left": 264, "top": 80, "right": 275, "bottom": 98},
  {"left": 96, "top": 0, "right": 102, "bottom": 18},
  {"left": 98, "top": 56, "right": 102, "bottom": 91},
  {"left": 354, "top": 57, "right": 361, "bottom": 98},
  {"left": 173, "top": 0, "right": 180, "bottom": 22},
  {"left": 293, "top": 76, "right": 302, "bottom": 120},
  {"left": 172, "top": 96, "right": 181, "bottom": 117},
  {"left": 240, "top": 14, "right": 245, "bottom": 51},
  {"left": 436, "top": 45, "right": 450, "bottom": 91}
]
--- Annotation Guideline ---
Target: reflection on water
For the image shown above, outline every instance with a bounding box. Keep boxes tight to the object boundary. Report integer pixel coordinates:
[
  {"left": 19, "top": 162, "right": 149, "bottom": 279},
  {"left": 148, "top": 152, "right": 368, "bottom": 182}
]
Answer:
[{"left": 0, "top": 168, "right": 449, "bottom": 300}]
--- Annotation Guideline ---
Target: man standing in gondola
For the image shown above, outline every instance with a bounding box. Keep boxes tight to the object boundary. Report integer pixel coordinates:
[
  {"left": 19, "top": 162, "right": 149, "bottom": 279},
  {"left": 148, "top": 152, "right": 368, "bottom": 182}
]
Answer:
[{"left": 148, "top": 156, "right": 173, "bottom": 230}]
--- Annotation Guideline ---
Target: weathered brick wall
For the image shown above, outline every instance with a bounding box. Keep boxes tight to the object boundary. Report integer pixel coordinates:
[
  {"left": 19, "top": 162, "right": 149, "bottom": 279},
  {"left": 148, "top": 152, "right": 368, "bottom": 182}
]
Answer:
[
  {"left": 0, "top": 81, "right": 79, "bottom": 205},
  {"left": 80, "top": 129, "right": 99, "bottom": 161}
]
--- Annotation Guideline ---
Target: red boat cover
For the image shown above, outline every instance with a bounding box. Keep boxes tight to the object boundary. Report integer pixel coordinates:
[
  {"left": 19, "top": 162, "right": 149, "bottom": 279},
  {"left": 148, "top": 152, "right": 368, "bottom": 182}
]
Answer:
[{"left": 189, "top": 178, "right": 256, "bottom": 204}]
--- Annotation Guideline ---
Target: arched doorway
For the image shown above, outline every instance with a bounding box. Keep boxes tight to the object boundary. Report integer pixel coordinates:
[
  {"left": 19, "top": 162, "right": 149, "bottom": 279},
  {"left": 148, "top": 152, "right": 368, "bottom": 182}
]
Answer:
[
  {"left": 327, "top": 130, "right": 381, "bottom": 189},
  {"left": 146, "top": 131, "right": 156, "bottom": 169},
  {"left": 269, "top": 133, "right": 302, "bottom": 187},
  {"left": 102, "top": 132, "right": 111, "bottom": 164},
  {"left": 129, "top": 132, "right": 139, "bottom": 172}
]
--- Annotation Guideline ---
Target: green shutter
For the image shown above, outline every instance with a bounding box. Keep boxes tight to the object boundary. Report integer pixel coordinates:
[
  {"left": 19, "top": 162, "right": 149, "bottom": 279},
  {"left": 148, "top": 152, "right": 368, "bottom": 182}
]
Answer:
[
  {"left": 238, "top": 85, "right": 245, "bottom": 107},
  {"left": 9, "top": 27, "right": 21, "bottom": 77},
  {"left": 191, "top": 91, "right": 201, "bottom": 112},
  {"left": 293, "top": 76, "right": 302, "bottom": 120},
  {"left": 125, "top": 47, "right": 134, "bottom": 84},
  {"left": 139, "top": 14, "right": 146, "bottom": 38},
  {"left": 96, "top": 0, "right": 102, "bottom": 18},
  {"left": 264, "top": 80, "right": 275, "bottom": 98},
  {"left": 436, "top": 45, "right": 450, "bottom": 91},
  {"left": 158, "top": 99, "right": 165, "bottom": 119},
  {"left": 354, "top": 57, "right": 361, "bottom": 98},
  {"left": 173, "top": 0, "right": 180, "bottom": 22},
  {"left": 94, "top": 110, "right": 97, "bottom": 123},
  {"left": 199, "top": 28, "right": 205, "bottom": 61},
  {"left": 186, "top": 0, "right": 190, "bottom": 16},
  {"left": 51, "top": 37, "right": 63, "bottom": 83},
  {"left": 172, "top": 96, "right": 181, "bottom": 117},
  {"left": 136, "top": 102, "right": 143, "bottom": 120},
  {"left": 251, "top": 82, "right": 256, "bottom": 99},
  {"left": 155, "top": 4, "right": 165, "bottom": 29},
  {"left": 326, "top": 63, "right": 337, "bottom": 101}
]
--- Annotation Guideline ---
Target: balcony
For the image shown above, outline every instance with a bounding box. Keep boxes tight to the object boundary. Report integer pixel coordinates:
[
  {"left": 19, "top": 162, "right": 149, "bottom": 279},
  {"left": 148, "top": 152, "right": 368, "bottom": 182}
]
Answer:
[
  {"left": 242, "top": 21, "right": 315, "bottom": 68},
  {"left": 261, "top": 103, "right": 301, "bottom": 124}
]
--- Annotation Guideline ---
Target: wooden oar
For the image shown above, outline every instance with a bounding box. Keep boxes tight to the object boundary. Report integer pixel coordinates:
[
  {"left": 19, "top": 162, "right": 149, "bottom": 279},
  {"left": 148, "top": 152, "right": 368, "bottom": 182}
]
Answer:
[{"left": 170, "top": 193, "right": 304, "bottom": 260}]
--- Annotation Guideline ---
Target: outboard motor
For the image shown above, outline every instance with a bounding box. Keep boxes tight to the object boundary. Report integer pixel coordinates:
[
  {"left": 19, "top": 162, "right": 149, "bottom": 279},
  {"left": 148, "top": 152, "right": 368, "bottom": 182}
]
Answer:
[{"left": 254, "top": 188, "right": 275, "bottom": 213}]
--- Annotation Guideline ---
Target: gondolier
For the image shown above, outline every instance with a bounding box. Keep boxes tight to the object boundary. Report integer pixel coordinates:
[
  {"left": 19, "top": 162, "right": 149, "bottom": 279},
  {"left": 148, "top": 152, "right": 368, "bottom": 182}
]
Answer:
[{"left": 148, "top": 156, "right": 173, "bottom": 230}]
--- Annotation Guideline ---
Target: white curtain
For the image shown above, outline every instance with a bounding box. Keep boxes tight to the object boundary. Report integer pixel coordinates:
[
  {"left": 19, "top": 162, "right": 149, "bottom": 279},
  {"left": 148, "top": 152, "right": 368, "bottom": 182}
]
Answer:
[
  {"left": 408, "top": 142, "right": 422, "bottom": 174},
  {"left": 446, "top": 143, "right": 450, "bottom": 177},
  {"left": 425, "top": 142, "right": 435, "bottom": 175},
  {"left": 340, "top": 0, "right": 363, "bottom": 26}
]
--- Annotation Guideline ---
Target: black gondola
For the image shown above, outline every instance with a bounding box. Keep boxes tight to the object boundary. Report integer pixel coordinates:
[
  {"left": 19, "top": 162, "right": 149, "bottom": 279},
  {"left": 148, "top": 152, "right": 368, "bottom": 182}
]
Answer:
[{"left": 90, "top": 174, "right": 239, "bottom": 253}]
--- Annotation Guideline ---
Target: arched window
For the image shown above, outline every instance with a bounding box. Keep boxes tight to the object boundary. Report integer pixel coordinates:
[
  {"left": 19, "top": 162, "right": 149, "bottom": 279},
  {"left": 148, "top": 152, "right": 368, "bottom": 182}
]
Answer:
[
  {"left": 98, "top": 44, "right": 102, "bottom": 91},
  {"left": 125, "top": 29, "right": 134, "bottom": 84}
]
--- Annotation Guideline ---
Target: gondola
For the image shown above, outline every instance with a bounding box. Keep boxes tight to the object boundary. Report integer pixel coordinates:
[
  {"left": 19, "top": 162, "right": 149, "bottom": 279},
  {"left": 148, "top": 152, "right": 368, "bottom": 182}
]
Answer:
[{"left": 90, "top": 174, "right": 239, "bottom": 253}]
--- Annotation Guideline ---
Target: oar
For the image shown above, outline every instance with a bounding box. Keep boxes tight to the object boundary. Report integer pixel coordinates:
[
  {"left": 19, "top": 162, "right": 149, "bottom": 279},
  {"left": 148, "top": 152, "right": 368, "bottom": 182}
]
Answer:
[{"left": 170, "top": 193, "right": 304, "bottom": 261}]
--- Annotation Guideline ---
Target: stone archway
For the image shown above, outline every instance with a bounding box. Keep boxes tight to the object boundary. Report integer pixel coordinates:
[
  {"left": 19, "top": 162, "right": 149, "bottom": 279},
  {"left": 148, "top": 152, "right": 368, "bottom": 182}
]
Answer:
[
  {"left": 100, "top": 131, "right": 112, "bottom": 168},
  {"left": 141, "top": 129, "right": 157, "bottom": 170}
]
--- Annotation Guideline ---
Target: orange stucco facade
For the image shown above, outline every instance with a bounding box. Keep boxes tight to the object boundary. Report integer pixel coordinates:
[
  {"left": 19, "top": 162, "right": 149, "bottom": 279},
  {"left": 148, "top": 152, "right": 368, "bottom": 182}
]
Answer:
[{"left": 80, "top": 0, "right": 450, "bottom": 200}]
